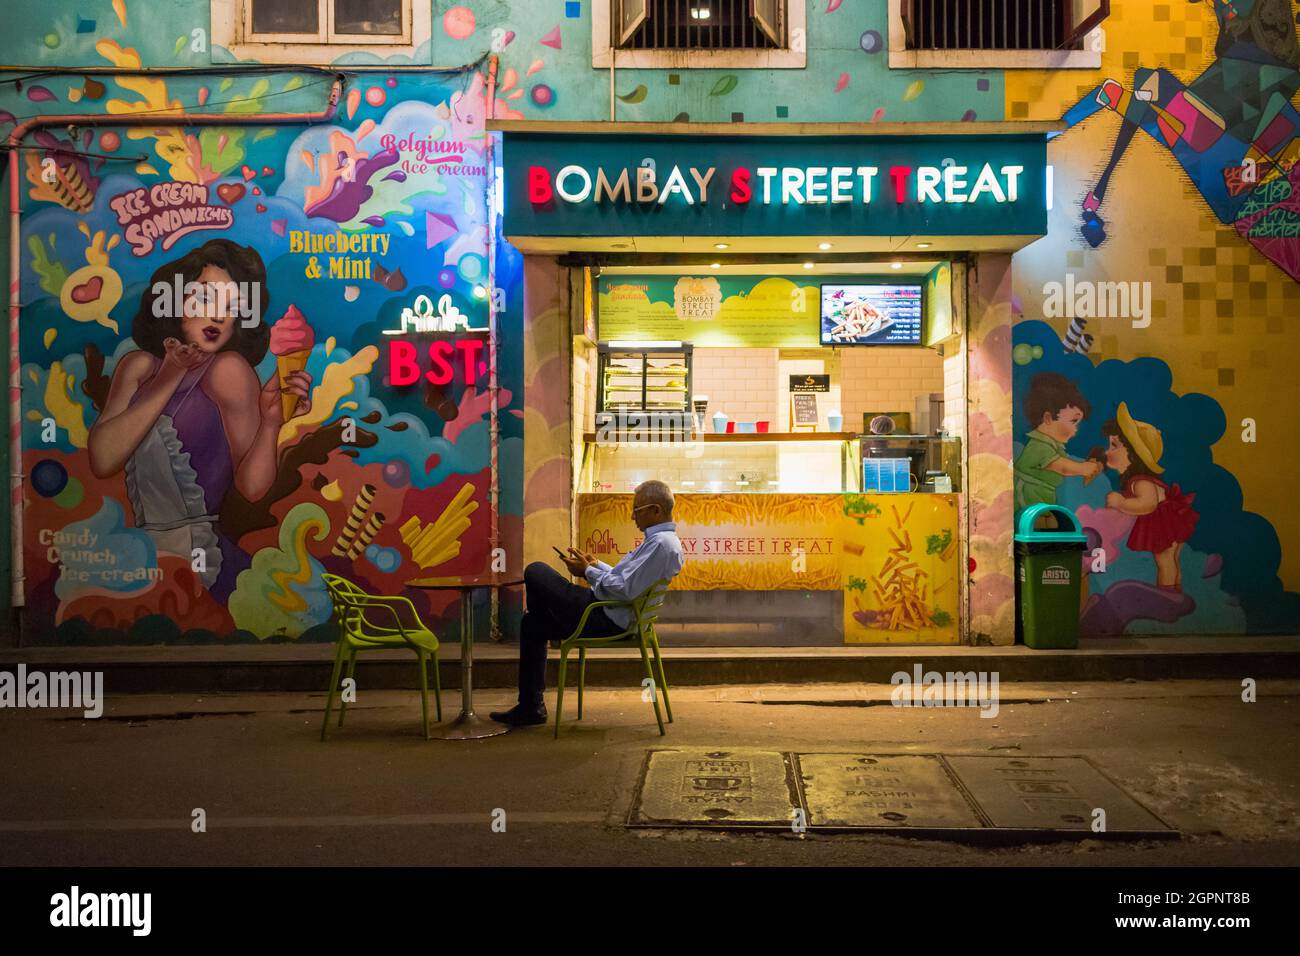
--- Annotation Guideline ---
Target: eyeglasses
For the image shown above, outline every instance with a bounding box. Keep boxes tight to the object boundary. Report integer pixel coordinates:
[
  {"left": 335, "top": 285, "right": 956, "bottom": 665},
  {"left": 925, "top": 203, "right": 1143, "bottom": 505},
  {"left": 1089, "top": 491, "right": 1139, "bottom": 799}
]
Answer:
[{"left": 632, "top": 504, "right": 658, "bottom": 516}]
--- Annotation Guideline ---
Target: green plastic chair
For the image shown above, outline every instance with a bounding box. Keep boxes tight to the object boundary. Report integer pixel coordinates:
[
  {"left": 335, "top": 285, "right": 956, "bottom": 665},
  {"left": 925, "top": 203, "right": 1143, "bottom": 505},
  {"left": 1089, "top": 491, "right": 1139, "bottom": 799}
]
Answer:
[
  {"left": 320, "top": 573, "right": 442, "bottom": 741},
  {"left": 554, "top": 578, "right": 673, "bottom": 738}
]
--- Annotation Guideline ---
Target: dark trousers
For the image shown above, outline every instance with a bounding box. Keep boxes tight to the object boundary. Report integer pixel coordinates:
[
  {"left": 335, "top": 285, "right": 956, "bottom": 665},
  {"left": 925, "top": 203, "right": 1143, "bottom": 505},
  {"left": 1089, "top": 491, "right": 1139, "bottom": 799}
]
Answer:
[{"left": 517, "top": 561, "right": 623, "bottom": 705}]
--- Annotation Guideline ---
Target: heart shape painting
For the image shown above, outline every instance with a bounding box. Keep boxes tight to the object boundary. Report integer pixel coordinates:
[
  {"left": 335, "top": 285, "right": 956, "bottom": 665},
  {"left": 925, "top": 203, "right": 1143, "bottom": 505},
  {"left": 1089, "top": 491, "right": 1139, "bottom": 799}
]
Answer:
[
  {"left": 216, "top": 183, "right": 245, "bottom": 205},
  {"left": 70, "top": 275, "right": 103, "bottom": 304}
]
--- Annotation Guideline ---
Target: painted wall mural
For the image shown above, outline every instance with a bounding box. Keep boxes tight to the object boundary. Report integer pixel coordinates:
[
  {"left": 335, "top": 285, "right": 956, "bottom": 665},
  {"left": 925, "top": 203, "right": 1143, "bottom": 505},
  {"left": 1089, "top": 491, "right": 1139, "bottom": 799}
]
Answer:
[
  {"left": 1065, "top": 0, "right": 1300, "bottom": 279},
  {"left": 5, "top": 0, "right": 1299, "bottom": 643},
  {"left": 1012, "top": 321, "right": 1300, "bottom": 634},
  {"left": 1008, "top": 1, "right": 1300, "bottom": 635},
  {"left": 8, "top": 48, "right": 525, "bottom": 643}
]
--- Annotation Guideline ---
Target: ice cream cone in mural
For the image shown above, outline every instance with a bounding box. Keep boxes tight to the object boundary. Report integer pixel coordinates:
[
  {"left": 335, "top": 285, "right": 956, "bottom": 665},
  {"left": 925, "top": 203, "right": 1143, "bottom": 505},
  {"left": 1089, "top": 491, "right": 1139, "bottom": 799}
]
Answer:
[
  {"left": 276, "top": 350, "right": 311, "bottom": 419},
  {"left": 269, "top": 304, "right": 315, "bottom": 421}
]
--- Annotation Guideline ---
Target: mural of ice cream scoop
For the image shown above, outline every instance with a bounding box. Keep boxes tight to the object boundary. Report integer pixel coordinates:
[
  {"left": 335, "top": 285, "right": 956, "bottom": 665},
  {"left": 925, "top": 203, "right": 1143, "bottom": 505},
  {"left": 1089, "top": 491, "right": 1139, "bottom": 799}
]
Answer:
[{"left": 270, "top": 304, "right": 315, "bottom": 420}]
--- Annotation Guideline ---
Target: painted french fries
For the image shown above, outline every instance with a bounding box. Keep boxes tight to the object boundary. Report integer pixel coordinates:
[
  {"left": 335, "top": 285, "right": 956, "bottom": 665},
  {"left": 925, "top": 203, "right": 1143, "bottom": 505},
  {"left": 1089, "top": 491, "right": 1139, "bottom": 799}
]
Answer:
[
  {"left": 399, "top": 482, "right": 479, "bottom": 569},
  {"left": 865, "top": 501, "right": 937, "bottom": 631}
]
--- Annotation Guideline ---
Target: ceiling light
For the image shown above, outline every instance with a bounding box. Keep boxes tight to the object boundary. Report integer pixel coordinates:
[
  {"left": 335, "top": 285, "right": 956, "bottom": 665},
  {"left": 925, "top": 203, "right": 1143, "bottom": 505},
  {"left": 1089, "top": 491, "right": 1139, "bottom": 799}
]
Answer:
[
  {"left": 710, "top": 262, "right": 721, "bottom": 269},
  {"left": 690, "top": 6, "right": 712, "bottom": 19},
  {"left": 818, "top": 242, "right": 832, "bottom": 250},
  {"left": 714, "top": 242, "right": 729, "bottom": 250},
  {"left": 891, "top": 262, "right": 903, "bottom": 270},
  {"left": 916, "top": 242, "right": 932, "bottom": 249},
  {"left": 803, "top": 261, "right": 815, "bottom": 269}
]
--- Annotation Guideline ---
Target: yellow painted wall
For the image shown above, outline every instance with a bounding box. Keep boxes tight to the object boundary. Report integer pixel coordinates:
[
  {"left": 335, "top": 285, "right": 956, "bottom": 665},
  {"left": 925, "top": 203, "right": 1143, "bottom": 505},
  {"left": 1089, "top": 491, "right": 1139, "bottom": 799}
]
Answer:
[{"left": 1007, "top": 1, "right": 1300, "bottom": 620}]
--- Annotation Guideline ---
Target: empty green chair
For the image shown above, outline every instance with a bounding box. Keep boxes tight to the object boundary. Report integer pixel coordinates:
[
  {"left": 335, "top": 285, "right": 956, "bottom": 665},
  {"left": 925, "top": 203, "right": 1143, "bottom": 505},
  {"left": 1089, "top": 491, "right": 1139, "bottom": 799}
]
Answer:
[
  {"left": 554, "top": 578, "right": 673, "bottom": 738},
  {"left": 321, "top": 573, "right": 442, "bottom": 740}
]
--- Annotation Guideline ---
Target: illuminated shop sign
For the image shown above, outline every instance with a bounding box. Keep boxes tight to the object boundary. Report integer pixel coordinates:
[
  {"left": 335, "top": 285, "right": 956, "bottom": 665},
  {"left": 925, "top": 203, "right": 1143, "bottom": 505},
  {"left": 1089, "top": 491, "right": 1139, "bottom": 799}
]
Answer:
[
  {"left": 501, "top": 133, "right": 1049, "bottom": 238},
  {"left": 383, "top": 293, "right": 488, "bottom": 386},
  {"left": 528, "top": 162, "right": 1026, "bottom": 207},
  {"left": 383, "top": 293, "right": 487, "bottom": 335}
]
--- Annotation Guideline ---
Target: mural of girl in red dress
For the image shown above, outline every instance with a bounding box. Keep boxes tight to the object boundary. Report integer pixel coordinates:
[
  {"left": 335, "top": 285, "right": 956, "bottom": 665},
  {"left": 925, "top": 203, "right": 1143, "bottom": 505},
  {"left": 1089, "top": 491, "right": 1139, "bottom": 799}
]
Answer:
[{"left": 1101, "top": 402, "right": 1200, "bottom": 590}]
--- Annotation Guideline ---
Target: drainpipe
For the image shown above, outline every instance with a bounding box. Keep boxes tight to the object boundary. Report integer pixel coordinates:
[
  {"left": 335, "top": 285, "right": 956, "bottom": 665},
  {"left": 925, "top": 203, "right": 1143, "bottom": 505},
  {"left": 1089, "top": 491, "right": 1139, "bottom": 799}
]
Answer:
[
  {"left": 484, "top": 54, "right": 502, "bottom": 640},
  {"left": 5, "top": 74, "right": 344, "bottom": 611}
]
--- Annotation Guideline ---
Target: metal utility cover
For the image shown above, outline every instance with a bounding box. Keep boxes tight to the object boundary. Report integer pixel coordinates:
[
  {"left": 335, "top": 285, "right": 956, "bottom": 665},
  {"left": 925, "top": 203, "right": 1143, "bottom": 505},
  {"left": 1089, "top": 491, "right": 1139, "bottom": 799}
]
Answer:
[
  {"left": 797, "top": 753, "right": 984, "bottom": 829},
  {"left": 631, "top": 749, "right": 796, "bottom": 826},
  {"left": 943, "top": 756, "right": 1173, "bottom": 835}
]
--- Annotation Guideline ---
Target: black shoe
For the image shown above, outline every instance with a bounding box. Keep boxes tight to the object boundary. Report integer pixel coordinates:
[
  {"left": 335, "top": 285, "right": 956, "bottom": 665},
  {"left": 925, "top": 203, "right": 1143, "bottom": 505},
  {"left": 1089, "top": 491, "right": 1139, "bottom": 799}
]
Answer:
[{"left": 488, "top": 702, "right": 548, "bottom": 726}]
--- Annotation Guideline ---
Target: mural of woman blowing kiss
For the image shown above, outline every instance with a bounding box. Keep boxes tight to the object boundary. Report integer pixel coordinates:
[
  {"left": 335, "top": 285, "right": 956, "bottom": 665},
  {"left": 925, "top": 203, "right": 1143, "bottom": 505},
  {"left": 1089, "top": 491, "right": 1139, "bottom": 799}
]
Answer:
[{"left": 86, "top": 239, "right": 313, "bottom": 600}]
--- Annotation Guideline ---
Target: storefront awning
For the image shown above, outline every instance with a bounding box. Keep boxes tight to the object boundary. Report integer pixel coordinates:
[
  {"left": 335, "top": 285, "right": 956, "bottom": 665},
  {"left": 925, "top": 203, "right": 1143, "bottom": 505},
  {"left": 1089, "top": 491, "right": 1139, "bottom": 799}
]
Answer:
[{"left": 489, "top": 121, "right": 1063, "bottom": 254}]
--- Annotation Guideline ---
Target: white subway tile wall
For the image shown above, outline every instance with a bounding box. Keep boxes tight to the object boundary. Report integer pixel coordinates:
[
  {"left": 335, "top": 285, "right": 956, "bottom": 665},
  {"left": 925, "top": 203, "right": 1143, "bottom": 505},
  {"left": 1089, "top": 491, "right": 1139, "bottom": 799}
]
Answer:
[
  {"left": 834, "top": 347, "right": 946, "bottom": 430},
  {"left": 690, "top": 347, "right": 781, "bottom": 426},
  {"left": 942, "top": 348, "right": 966, "bottom": 438},
  {"left": 586, "top": 439, "right": 844, "bottom": 493},
  {"left": 690, "top": 346, "right": 945, "bottom": 432},
  {"left": 585, "top": 344, "right": 947, "bottom": 443}
]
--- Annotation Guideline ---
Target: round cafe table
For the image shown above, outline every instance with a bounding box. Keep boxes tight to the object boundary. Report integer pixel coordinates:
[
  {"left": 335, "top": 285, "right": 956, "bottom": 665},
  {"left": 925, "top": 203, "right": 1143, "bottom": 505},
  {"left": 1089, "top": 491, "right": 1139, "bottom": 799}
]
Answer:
[{"left": 406, "top": 574, "right": 523, "bottom": 740}]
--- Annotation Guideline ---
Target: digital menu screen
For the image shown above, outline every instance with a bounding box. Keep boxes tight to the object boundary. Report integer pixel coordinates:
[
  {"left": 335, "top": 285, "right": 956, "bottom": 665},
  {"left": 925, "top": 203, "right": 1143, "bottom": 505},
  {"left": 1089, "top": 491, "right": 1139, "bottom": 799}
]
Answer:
[{"left": 820, "top": 283, "right": 924, "bottom": 345}]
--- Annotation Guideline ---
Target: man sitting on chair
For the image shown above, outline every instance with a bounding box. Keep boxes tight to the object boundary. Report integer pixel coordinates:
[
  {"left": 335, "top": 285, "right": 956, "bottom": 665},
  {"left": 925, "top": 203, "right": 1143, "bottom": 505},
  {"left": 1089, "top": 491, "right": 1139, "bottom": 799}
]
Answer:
[{"left": 490, "top": 479, "right": 684, "bottom": 727}]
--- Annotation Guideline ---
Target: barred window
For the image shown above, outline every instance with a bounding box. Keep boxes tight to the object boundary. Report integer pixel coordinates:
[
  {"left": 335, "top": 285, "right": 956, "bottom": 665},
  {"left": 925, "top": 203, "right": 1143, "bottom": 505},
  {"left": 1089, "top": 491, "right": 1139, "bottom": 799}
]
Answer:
[
  {"left": 615, "top": 0, "right": 785, "bottom": 51},
  {"left": 904, "top": 0, "right": 1109, "bottom": 52}
]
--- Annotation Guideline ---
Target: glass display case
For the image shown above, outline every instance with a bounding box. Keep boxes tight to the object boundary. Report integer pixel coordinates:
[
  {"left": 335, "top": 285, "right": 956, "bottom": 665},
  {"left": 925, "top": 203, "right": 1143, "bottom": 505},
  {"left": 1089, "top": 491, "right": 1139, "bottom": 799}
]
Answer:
[
  {"left": 596, "top": 342, "right": 693, "bottom": 415},
  {"left": 579, "top": 434, "right": 861, "bottom": 494}
]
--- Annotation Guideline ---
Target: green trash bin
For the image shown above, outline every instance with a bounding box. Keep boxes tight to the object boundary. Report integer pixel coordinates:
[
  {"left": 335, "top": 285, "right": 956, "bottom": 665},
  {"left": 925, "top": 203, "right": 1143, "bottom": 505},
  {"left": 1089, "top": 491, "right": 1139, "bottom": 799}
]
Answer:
[{"left": 1015, "top": 503, "right": 1087, "bottom": 650}]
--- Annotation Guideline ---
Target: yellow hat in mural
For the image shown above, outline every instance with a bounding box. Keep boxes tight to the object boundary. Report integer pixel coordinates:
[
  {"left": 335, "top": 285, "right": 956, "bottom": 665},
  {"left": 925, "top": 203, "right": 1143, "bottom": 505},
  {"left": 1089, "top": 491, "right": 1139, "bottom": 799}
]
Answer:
[{"left": 1116, "top": 402, "right": 1165, "bottom": 475}]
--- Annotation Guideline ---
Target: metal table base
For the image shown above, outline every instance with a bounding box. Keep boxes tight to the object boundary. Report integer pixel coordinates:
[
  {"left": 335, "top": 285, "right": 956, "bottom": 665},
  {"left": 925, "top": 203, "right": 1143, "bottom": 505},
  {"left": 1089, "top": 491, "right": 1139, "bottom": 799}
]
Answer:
[{"left": 433, "top": 586, "right": 509, "bottom": 740}]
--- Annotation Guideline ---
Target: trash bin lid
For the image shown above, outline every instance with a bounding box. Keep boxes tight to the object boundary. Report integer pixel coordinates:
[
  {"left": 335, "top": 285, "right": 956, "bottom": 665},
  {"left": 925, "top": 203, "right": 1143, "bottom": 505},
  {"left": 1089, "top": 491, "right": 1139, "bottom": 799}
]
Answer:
[{"left": 1014, "top": 503, "right": 1088, "bottom": 544}]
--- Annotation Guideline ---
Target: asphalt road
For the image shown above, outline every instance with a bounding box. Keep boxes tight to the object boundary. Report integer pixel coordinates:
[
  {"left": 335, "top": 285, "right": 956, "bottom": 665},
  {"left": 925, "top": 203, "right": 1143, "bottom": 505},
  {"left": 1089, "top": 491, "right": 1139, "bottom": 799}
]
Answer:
[{"left": 2, "top": 679, "right": 1298, "bottom": 866}]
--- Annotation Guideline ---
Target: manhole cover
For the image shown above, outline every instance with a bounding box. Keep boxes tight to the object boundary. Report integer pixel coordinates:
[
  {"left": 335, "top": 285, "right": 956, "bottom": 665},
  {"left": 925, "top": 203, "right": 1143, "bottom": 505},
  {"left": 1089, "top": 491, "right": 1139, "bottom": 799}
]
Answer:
[
  {"left": 796, "top": 753, "right": 984, "bottom": 829},
  {"left": 943, "top": 756, "right": 1174, "bottom": 836},
  {"left": 629, "top": 748, "right": 797, "bottom": 826}
]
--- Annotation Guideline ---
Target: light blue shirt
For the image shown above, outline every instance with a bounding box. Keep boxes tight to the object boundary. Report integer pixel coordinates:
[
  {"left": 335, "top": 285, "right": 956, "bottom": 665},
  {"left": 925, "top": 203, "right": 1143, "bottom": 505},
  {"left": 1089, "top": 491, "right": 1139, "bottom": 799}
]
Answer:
[{"left": 584, "top": 521, "right": 684, "bottom": 630}]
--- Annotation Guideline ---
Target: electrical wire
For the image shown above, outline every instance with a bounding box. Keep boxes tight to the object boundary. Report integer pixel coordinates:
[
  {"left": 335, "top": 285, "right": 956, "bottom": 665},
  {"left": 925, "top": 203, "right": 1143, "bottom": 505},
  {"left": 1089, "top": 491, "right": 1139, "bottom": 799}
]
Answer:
[
  {"left": 0, "top": 53, "right": 491, "bottom": 87},
  {"left": 0, "top": 144, "right": 148, "bottom": 162}
]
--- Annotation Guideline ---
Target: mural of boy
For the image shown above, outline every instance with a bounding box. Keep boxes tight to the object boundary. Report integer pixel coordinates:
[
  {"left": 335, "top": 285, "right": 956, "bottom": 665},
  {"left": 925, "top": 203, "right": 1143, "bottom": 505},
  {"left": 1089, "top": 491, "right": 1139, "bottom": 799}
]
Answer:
[
  {"left": 1102, "top": 402, "right": 1201, "bottom": 590},
  {"left": 1014, "top": 372, "right": 1104, "bottom": 511}
]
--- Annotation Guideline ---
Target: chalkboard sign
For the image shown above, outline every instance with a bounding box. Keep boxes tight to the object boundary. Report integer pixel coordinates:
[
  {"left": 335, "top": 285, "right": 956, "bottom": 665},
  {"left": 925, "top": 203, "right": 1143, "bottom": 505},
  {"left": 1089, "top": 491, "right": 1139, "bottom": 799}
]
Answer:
[
  {"left": 789, "top": 374, "right": 830, "bottom": 393},
  {"left": 791, "top": 392, "right": 819, "bottom": 428}
]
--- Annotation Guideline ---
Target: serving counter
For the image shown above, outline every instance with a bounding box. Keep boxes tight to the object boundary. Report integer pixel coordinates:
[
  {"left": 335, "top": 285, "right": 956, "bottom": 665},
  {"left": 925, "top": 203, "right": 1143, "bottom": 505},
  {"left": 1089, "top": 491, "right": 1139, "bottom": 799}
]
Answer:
[{"left": 575, "top": 433, "right": 962, "bottom": 642}]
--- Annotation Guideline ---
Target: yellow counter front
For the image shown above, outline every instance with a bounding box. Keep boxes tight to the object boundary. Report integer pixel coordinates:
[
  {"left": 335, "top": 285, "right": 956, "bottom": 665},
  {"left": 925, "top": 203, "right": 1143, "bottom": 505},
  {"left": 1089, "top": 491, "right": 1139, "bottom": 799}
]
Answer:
[{"left": 576, "top": 492, "right": 961, "bottom": 644}]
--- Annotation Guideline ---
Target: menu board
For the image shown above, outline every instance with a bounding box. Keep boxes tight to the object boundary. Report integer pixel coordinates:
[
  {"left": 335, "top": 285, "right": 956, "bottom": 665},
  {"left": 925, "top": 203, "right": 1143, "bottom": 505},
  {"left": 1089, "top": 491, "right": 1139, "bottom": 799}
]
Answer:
[
  {"left": 598, "top": 275, "right": 821, "bottom": 348},
  {"left": 820, "top": 284, "right": 924, "bottom": 345},
  {"left": 791, "top": 392, "right": 820, "bottom": 427}
]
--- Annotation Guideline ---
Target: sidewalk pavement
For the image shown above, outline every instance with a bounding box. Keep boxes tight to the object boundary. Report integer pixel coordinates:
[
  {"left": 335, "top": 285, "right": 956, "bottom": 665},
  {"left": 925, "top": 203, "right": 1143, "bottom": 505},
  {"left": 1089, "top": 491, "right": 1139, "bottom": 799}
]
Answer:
[
  {"left": 2, "top": 635, "right": 1298, "bottom": 691},
  {"left": 1, "top": 678, "right": 1297, "bottom": 866}
]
